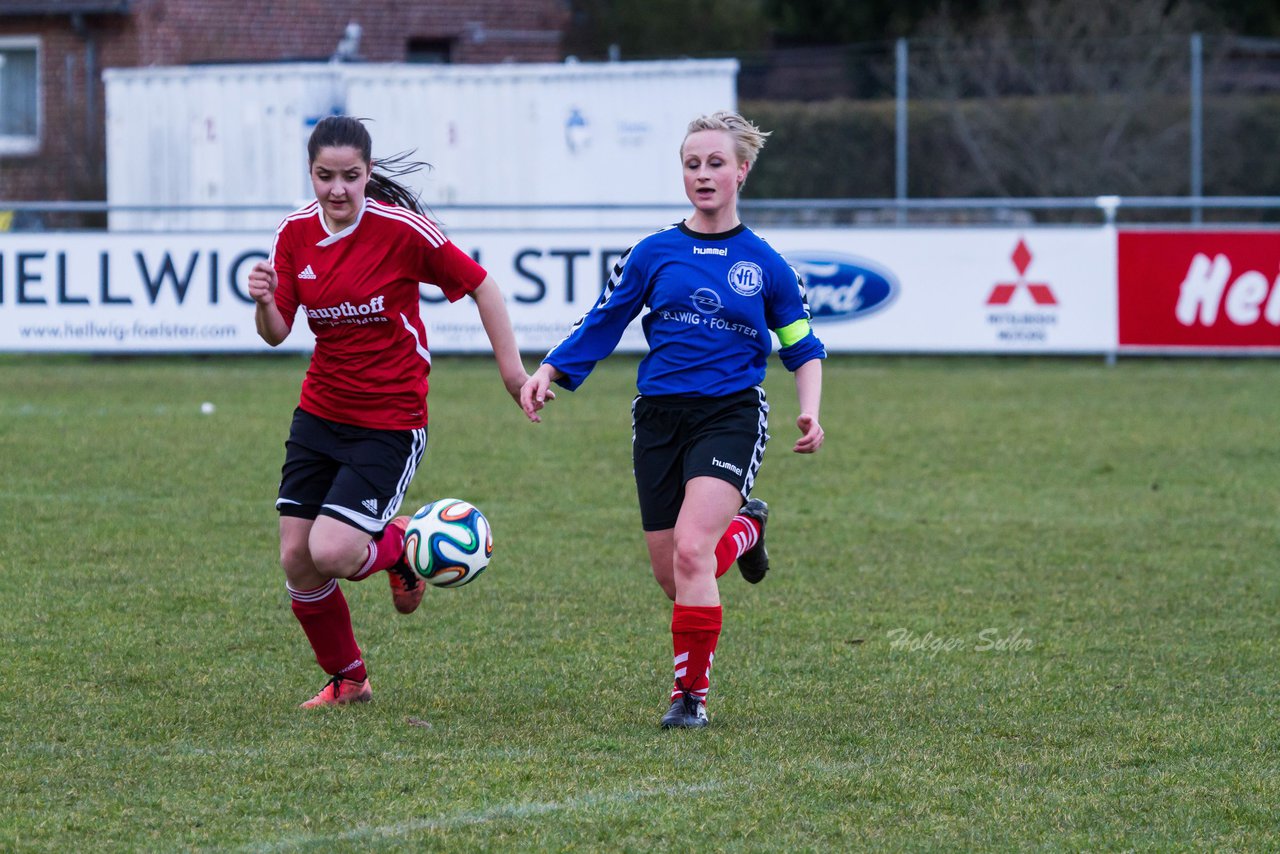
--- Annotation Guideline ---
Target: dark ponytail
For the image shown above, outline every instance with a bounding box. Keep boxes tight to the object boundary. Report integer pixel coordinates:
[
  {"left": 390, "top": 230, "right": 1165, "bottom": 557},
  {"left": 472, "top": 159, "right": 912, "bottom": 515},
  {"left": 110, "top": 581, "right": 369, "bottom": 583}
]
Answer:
[
  {"left": 366, "top": 151, "right": 431, "bottom": 214},
  {"left": 307, "top": 115, "right": 431, "bottom": 215}
]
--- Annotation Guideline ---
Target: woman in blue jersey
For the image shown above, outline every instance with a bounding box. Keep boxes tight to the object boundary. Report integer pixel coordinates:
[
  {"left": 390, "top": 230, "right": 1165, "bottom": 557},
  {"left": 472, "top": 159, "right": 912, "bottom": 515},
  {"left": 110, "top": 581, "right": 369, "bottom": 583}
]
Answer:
[{"left": 520, "top": 111, "right": 825, "bottom": 729}]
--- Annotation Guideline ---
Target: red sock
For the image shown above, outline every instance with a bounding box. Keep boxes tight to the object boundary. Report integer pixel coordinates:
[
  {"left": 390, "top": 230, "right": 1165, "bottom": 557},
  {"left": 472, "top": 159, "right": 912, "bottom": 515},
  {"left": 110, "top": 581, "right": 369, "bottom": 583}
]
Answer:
[
  {"left": 670, "top": 603, "right": 722, "bottom": 702},
  {"left": 713, "top": 515, "right": 760, "bottom": 579},
  {"left": 288, "top": 579, "right": 367, "bottom": 682},
  {"left": 348, "top": 522, "right": 406, "bottom": 581}
]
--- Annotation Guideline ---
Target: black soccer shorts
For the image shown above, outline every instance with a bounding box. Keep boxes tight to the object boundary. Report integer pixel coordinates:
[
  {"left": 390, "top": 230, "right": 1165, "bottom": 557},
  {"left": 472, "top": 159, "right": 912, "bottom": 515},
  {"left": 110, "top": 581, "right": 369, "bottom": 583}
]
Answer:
[
  {"left": 276, "top": 408, "right": 427, "bottom": 534},
  {"left": 631, "top": 386, "right": 770, "bottom": 532}
]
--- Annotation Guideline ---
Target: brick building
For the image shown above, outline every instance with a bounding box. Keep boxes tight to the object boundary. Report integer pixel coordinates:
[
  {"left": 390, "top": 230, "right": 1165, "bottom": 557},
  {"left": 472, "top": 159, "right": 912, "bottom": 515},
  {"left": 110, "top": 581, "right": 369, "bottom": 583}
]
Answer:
[{"left": 0, "top": 0, "right": 569, "bottom": 209}]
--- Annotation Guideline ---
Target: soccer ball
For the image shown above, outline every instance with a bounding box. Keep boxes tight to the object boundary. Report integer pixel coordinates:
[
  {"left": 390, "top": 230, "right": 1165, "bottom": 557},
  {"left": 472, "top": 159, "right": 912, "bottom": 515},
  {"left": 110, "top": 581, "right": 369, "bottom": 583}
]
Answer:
[{"left": 403, "top": 498, "right": 493, "bottom": 588}]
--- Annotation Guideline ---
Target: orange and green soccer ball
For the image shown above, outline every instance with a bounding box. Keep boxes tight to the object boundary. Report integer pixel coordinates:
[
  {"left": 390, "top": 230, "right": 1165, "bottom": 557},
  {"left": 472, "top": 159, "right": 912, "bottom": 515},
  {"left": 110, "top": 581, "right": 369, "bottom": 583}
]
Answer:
[{"left": 403, "top": 498, "right": 493, "bottom": 588}]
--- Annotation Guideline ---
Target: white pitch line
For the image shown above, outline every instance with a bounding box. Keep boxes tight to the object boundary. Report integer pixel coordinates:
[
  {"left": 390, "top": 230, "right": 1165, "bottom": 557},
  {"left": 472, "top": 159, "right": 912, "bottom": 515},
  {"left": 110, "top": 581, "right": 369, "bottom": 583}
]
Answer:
[{"left": 240, "top": 781, "right": 722, "bottom": 852}]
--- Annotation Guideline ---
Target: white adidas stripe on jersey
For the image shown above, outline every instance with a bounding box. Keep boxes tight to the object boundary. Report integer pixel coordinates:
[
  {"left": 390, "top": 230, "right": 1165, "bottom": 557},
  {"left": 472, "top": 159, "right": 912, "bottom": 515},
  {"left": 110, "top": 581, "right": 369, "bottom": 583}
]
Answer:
[
  {"left": 367, "top": 201, "right": 447, "bottom": 247},
  {"left": 268, "top": 201, "right": 321, "bottom": 264},
  {"left": 400, "top": 313, "right": 432, "bottom": 367}
]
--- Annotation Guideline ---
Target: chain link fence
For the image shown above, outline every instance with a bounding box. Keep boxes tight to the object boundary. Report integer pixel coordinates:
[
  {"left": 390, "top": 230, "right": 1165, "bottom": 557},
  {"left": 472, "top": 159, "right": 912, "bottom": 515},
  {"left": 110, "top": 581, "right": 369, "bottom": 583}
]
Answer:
[
  {"left": 4, "top": 33, "right": 1280, "bottom": 230},
  {"left": 738, "top": 33, "right": 1280, "bottom": 222}
]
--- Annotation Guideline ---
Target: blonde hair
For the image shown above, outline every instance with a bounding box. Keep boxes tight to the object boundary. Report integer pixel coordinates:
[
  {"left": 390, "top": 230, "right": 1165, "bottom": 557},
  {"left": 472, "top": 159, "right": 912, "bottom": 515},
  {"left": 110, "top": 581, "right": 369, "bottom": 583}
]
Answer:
[
  {"left": 682, "top": 111, "right": 770, "bottom": 189},
  {"left": 686, "top": 112, "right": 762, "bottom": 165}
]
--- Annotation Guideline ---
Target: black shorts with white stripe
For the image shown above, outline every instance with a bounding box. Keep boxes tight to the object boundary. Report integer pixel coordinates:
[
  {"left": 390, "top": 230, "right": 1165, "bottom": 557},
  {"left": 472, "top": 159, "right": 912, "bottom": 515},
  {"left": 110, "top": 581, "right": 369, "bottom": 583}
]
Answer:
[
  {"left": 631, "top": 386, "right": 770, "bottom": 532},
  {"left": 276, "top": 407, "right": 427, "bottom": 534}
]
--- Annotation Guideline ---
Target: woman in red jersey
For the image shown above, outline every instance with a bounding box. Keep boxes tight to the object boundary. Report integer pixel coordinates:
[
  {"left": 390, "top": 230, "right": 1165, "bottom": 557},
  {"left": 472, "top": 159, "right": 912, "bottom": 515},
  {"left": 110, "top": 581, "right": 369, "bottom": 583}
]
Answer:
[{"left": 248, "top": 115, "right": 534, "bottom": 708}]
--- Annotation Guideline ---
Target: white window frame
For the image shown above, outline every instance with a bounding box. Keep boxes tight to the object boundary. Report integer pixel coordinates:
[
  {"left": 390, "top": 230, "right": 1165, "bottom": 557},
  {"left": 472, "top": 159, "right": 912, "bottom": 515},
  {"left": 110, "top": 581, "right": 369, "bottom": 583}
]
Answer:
[{"left": 0, "top": 36, "right": 41, "bottom": 156}]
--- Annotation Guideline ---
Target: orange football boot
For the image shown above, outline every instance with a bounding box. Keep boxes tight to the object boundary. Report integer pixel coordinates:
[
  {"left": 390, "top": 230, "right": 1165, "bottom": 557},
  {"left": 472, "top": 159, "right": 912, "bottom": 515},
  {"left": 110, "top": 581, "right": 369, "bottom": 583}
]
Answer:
[
  {"left": 299, "top": 674, "right": 372, "bottom": 708},
  {"left": 383, "top": 516, "right": 424, "bottom": 614}
]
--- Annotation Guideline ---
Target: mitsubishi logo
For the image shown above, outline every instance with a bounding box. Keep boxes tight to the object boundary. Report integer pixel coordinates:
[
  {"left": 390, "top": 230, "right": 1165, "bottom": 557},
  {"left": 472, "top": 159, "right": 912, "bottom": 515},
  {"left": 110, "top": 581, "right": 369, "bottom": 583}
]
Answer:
[{"left": 986, "top": 239, "right": 1058, "bottom": 306}]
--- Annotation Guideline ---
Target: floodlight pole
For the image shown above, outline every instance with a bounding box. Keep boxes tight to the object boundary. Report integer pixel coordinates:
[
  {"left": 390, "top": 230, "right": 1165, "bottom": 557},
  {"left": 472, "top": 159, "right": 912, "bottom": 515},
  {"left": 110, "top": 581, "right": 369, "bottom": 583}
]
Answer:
[
  {"left": 1190, "top": 32, "right": 1203, "bottom": 224},
  {"left": 895, "top": 38, "right": 908, "bottom": 225}
]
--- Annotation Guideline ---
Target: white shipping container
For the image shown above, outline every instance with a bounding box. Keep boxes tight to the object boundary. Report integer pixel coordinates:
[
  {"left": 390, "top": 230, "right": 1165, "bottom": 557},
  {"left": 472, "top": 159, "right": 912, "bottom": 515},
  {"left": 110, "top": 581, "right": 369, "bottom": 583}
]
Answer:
[
  {"left": 104, "top": 59, "right": 738, "bottom": 232},
  {"left": 105, "top": 64, "right": 345, "bottom": 231}
]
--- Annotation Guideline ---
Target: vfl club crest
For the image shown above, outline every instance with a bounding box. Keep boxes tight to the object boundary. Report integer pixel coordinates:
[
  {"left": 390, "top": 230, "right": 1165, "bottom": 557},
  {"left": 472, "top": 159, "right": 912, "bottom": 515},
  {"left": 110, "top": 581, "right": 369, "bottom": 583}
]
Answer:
[{"left": 727, "top": 261, "right": 764, "bottom": 297}]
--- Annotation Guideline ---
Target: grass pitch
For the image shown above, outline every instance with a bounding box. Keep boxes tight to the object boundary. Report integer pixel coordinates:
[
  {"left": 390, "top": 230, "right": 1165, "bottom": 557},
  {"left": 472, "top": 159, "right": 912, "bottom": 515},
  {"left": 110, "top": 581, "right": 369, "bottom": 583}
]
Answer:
[{"left": 1, "top": 354, "right": 1277, "bottom": 851}]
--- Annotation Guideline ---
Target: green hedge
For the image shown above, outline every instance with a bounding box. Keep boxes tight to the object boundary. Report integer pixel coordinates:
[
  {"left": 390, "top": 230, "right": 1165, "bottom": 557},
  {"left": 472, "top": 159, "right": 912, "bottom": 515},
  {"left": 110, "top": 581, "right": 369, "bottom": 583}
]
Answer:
[{"left": 742, "top": 94, "right": 1280, "bottom": 202}]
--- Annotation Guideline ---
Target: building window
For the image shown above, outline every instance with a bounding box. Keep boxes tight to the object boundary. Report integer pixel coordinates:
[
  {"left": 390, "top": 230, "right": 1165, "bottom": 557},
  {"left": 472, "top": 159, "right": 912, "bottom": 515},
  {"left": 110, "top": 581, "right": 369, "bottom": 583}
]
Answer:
[
  {"left": 0, "top": 38, "right": 40, "bottom": 155},
  {"left": 407, "top": 38, "right": 453, "bottom": 64}
]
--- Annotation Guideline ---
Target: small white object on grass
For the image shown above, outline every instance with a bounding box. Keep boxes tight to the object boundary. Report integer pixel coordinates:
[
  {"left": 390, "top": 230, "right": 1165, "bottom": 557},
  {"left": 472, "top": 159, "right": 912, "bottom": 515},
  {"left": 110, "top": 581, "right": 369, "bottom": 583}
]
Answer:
[{"left": 201, "top": 402, "right": 216, "bottom": 415}]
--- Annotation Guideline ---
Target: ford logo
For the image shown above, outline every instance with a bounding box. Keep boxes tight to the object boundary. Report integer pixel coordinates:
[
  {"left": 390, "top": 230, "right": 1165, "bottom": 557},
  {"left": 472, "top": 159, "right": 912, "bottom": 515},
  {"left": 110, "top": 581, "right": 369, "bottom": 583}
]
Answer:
[{"left": 784, "top": 251, "right": 899, "bottom": 322}]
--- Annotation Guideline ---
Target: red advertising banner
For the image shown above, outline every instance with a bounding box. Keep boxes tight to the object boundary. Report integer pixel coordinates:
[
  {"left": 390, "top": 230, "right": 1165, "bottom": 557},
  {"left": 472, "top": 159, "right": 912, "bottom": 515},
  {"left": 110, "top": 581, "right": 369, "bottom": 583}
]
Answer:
[{"left": 1119, "top": 230, "right": 1280, "bottom": 349}]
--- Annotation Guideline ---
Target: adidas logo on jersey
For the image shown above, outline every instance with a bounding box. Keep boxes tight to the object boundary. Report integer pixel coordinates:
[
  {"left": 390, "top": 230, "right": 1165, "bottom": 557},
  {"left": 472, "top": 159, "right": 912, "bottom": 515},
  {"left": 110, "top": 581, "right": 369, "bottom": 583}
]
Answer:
[
  {"left": 362, "top": 499, "right": 379, "bottom": 514},
  {"left": 299, "top": 265, "right": 317, "bottom": 280}
]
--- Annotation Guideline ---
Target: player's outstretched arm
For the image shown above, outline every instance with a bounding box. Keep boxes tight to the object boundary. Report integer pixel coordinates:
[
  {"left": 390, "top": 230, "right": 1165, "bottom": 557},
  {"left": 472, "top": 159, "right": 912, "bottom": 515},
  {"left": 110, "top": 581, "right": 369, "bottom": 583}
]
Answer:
[
  {"left": 792, "top": 358, "right": 824, "bottom": 454},
  {"left": 469, "top": 276, "right": 540, "bottom": 410}
]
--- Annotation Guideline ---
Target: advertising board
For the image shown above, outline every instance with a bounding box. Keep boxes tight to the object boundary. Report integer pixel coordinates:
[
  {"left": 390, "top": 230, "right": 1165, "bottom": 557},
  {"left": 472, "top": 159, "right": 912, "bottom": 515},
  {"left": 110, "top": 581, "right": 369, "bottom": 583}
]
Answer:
[
  {"left": 0, "top": 227, "right": 1117, "bottom": 356},
  {"left": 1118, "top": 230, "right": 1280, "bottom": 352},
  {"left": 768, "top": 228, "right": 1117, "bottom": 354}
]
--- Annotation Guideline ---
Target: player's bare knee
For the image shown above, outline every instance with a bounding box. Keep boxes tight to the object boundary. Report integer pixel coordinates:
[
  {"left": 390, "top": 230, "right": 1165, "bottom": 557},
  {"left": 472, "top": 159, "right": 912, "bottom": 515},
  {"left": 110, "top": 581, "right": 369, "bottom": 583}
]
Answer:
[
  {"left": 307, "top": 540, "right": 362, "bottom": 579},
  {"left": 279, "top": 541, "right": 312, "bottom": 575},
  {"left": 671, "top": 538, "right": 714, "bottom": 582}
]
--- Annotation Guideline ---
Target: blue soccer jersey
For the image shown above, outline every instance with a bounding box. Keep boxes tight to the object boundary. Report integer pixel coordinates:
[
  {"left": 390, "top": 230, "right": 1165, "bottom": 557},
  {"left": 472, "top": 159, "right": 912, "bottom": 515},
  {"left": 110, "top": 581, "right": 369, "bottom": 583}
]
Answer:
[{"left": 545, "top": 222, "right": 826, "bottom": 397}]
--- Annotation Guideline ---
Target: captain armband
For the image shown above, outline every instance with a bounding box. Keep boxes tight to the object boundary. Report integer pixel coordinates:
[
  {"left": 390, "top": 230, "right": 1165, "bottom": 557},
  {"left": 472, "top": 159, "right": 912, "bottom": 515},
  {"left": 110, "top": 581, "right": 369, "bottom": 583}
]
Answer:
[{"left": 774, "top": 318, "right": 812, "bottom": 348}]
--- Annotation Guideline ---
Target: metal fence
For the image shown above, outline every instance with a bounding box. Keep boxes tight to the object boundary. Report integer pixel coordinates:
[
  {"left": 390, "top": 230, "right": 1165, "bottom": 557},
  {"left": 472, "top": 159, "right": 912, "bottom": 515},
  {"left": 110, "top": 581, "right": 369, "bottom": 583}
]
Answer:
[
  {"left": 3, "top": 197, "right": 1280, "bottom": 233},
  {"left": 736, "top": 32, "right": 1280, "bottom": 209},
  {"left": 6, "top": 31, "right": 1279, "bottom": 229}
]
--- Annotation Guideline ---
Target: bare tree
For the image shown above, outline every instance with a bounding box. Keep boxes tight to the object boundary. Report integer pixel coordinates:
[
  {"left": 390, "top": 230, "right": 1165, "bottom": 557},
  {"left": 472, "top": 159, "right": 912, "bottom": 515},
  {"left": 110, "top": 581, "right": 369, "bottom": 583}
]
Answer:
[{"left": 909, "top": 0, "right": 1225, "bottom": 199}]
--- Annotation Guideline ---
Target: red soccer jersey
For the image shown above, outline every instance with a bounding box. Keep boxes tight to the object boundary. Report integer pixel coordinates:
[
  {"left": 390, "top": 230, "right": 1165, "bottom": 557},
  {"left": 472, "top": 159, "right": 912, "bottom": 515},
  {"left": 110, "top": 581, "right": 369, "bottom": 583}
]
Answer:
[{"left": 269, "top": 199, "right": 485, "bottom": 429}]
